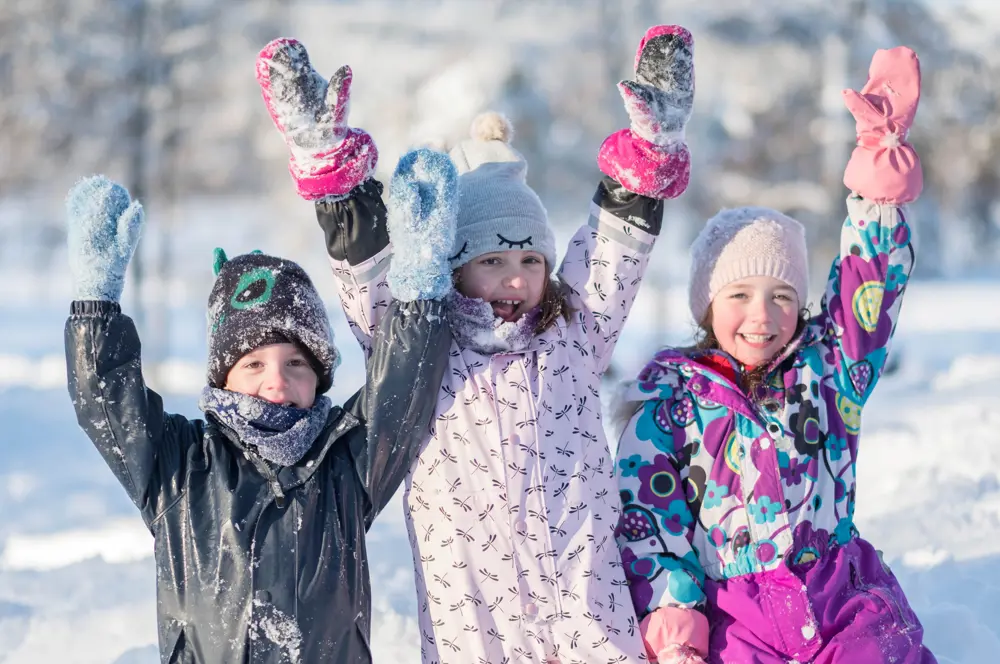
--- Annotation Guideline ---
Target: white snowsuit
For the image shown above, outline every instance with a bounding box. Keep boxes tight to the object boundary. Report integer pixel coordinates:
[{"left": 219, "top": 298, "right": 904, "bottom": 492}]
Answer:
[{"left": 316, "top": 176, "right": 662, "bottom": 663}]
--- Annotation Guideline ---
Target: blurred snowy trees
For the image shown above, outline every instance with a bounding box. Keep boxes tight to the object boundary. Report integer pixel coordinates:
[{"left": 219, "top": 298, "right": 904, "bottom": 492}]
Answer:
[{"left": 0, "top": 0, "right": 998, "bottom": 291}]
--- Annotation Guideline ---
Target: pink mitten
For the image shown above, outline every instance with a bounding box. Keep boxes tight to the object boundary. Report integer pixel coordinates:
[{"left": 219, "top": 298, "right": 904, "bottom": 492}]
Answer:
[
  {"left": 598, "top": 25, "right": 694, "bottom": 200},
  {"left": 654, "top": 645, "right": 708, "bottom": 664},
  {"left": 842, "top": 46, "right": 922, "bottom": 203},
  {"left": 256, "top": 39, "right": 378, "bottom": 200},
  {"left": 640, "top": 607, "right": 710, "bottom": 663}
]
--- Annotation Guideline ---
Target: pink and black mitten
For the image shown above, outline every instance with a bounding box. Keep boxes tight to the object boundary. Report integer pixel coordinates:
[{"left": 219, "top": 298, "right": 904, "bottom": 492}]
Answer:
[
  {"left": 256, "top": 39, "right": 377, "bottom": 200},
  {"left": 598, "top": 25, "right": 694, "bottom": 200},
  {"left": 842, "top": 46, "right": 922, "bottom": 203}
]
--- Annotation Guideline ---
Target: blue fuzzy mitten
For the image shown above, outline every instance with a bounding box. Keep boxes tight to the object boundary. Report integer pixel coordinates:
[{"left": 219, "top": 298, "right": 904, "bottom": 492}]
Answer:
[
  {"left": 386, "top": 149, "right": 458, "bottom": 301},
  {"left": 66, "top": 175, "right": 145, "bottom": 302}
]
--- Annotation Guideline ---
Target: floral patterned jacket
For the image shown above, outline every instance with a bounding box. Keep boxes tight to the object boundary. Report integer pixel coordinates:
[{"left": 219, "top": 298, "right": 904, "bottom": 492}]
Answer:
[{"left": 615, "top": 194, "right": 914, "bottom": 616}]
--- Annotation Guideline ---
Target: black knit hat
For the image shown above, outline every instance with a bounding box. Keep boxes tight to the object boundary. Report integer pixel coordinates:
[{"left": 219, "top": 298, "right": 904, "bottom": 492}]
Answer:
[{"left": 206, "top": 249, "right": 339, "bottom": 394}]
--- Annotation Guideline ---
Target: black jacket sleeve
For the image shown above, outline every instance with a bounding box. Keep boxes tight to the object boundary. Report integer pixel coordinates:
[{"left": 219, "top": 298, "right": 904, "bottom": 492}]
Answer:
[
  {"left": 64, "top": 301, "right": 197, "bottom": 525},
  {"left": 315, "top": 178, "right": 391, "bottom": 265},
  {"left": 594, "top": 175, "right": 664, "bottom": 236},
  {"left": 347, "top": 298, "right": 450, "bottom": 527}
]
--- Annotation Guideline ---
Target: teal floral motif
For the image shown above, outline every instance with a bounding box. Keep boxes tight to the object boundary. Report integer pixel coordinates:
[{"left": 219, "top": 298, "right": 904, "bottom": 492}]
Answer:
[
  {"left": 618, "top": 454, "right": 649, "bottom": 478},
  {"left": 723, "top": 544, "right": 761, "bottom": 578},
  {"left": 656, "top": 550, "right": 707, "bottom": 605},
  {"left": 658, "top": 499, "right": 693, "bottom": 535},
  {"left": 635, "top": 400, "right": 678, "bottom": 455},
  {"left": 795, "top": 345, "right": 826, "bottom": 377},
  {"left": 777, "top": 450, "right": 790, "bottom": 469},
  {"left": 747, "top": 496, "right": 781, "bottom": 525},
  {"left": 886, "top": 263, "right": 909, "bottom": 291},
  {"left": 826, "top": 435, "right": 848, "bottom": 462},
  {"left": 834, "top": 516, "right": 856, "bottom": 545},
  {"left": 702, "top": 479, "right": 729, "bottom": 509}
]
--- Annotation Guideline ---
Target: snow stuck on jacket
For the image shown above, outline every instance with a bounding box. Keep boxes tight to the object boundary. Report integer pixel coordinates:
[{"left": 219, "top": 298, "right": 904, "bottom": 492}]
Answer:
[{"left": 250, "top": 598, "right": 303, "bottom": 664}]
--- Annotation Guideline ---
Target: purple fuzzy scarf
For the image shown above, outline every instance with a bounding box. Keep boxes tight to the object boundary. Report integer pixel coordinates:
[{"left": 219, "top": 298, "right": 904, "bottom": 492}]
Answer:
[{"left": 446, "top": 291, "right": 541, "bottom": 355}]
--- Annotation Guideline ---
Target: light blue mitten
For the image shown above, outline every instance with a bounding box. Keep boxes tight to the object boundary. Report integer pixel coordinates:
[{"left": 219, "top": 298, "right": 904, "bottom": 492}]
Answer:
[
  {"left": 66, "top": 175, "right": 145, "bottom": 302},
  {"left": 386, "top": 148, "right": 458, "bottom": 301}
]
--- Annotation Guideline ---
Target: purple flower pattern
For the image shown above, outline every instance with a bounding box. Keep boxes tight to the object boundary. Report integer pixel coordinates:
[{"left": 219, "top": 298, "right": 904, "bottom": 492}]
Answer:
[{"left": 615, "top": 197, "right": 914, "bottom": 615}]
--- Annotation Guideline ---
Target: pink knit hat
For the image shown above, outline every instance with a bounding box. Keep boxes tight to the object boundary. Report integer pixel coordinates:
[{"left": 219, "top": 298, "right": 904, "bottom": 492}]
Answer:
[{"left": 688, "top": 206, "right": 809, "bottom": 323}]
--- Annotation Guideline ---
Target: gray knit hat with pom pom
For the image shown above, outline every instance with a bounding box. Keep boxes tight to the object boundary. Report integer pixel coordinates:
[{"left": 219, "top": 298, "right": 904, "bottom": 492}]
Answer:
[{"left": 446, "top": 112, "right": 556, "bottom": 270}]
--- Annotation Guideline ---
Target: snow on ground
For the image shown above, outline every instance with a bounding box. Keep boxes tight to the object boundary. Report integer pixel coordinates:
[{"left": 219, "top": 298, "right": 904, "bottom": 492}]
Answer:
[{"left": 1, "top": 279, "right": 999, "bottom": 663}]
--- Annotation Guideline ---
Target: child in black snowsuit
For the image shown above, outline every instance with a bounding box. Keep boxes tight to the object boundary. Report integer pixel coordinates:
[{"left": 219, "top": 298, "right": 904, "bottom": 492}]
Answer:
[{"left": 63, "top": 161, "right": 455, "bottom": 663}]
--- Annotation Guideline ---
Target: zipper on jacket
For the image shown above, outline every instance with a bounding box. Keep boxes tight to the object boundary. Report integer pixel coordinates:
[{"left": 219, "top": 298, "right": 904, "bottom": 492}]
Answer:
[
  {"left": 246, "top": 450, "right": 286, "bottom": 508},
  {"left": 270, "top": 478, "right": 286, "bottom": 508}
]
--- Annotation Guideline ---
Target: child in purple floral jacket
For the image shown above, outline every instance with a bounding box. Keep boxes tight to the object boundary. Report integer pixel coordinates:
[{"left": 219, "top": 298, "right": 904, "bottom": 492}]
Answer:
[{"left": 614, "top": 47, "right": 937, "bottom": 663}]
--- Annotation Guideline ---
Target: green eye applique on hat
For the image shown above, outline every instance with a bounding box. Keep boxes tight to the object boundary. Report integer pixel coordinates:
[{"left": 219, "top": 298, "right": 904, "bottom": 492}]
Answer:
[{"left": 231, "top": 268, "right": 276, "bottom": 310}]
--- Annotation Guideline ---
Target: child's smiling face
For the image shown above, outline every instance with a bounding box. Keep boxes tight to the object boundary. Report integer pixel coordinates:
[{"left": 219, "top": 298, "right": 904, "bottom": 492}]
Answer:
[
  {"left": 224, "top": 343, "right": 318, "bottom": 408},
  {"left": 710, "top": 276, "right": 800, "bottom": 367},
  {"left": 455, "top": 250, "right": 547, "bottom": 322}
]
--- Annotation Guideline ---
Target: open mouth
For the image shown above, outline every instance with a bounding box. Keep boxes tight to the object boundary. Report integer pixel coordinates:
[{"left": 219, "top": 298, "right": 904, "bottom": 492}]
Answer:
[
  {"left": 490, "top": 299, "right": 523, "bottom": 322},
  {"left": 739, "top": 333, "right": 776, "bottom": 348}
]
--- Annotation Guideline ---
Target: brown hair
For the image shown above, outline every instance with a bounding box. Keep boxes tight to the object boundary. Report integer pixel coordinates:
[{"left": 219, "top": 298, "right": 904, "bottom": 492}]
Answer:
[
  {"left": 533, "top": 272, "right": 575, "bottom": 334},
  {"left": 692, "top": 307, "right": 809, "bottom": 400}
]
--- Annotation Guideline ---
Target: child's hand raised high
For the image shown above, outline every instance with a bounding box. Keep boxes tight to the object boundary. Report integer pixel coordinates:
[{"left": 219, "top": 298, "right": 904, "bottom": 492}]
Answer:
[
  {"left": 256, "top": 38, "right": 377, "bottom": 200},
  {"left": 386, "top": 148, "right": 458, "bottom": 302},
  {"left": 843, "top": 46, "right": 922, "bottom": 204},
  {"left": 598, "top": 25, "right": 694, "bottom": 200},
  {"left": 65, "top": 175, "right": 144, "bottom": 302}
]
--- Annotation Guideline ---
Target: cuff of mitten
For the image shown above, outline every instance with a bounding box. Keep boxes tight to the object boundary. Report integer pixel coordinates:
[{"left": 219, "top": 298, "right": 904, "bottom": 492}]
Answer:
[
  {"left": 843, "top": 141, "right": 922, "bottom": 204},
  {"left": 70, "top": 300, "right": 120, "bottom": 316},
  {"left": 640, "top": 606, "right": 709, "bottom": 662},
  {"left": 291, "top": 128, "right": 378, "bottom": 200},
  {"left": 597, "top": 129, "right": 690, "bottom": 200}
]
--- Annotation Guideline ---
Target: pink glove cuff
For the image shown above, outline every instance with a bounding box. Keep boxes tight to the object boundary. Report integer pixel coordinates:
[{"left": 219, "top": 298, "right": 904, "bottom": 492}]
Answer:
[
  {"left": 289, "top": 128, "right": 378, "bottom": 200},
  {"left": 640, "top": 607, "right": 709, "bottom": 662},
  {"left": 597, "top": 129, "right": 690, "bottom": 200}
]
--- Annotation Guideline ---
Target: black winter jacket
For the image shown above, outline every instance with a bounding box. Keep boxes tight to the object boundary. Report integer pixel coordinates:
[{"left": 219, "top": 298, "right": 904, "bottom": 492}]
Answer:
[{"left": 65, "top": 298, "right": 450, "bottom": 664}]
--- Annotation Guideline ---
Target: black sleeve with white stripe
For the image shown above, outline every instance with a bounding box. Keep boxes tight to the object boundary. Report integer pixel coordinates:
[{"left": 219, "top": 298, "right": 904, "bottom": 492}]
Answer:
[{"left": 592, "top": 176, "right": 664, "bottom": 236}]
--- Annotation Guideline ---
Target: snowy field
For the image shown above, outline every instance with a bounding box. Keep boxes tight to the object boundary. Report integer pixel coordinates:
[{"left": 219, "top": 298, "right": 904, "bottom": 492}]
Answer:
[{"left": 1, "top": 277, "right": 998, "bottom": 663}]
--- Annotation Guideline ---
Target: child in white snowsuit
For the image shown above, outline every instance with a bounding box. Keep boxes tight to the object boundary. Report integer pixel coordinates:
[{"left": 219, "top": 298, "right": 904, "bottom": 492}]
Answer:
[
  {"left": 257, "top": 25, "right": 694, "bottom": 663},
  {"left": 63, "top": 165, "right": 454, "bottom": 663},
  {"left": 614, "top": 48, "right": 936, "bottom": 663}
]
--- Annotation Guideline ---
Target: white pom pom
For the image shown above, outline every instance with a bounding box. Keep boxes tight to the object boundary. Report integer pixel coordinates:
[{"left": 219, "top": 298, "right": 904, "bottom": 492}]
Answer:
[{"left": 470, "top": 111, "right": 513, "bottom": 143}]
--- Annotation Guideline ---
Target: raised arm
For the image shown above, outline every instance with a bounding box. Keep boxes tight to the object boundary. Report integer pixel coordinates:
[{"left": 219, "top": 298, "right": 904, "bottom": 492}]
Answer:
[
  {"left": 314, "top": 179, "right": 393, "bottom": 356},
  {"left": 64, "top": 177, "right": 196, "bottom": 524},
  {"left": 818, "top": 47, "right": 922, "bottom": 404},
  {"left": 346, "top": 149, "right": 456, "bottom": 526},
  {"left": 562, "top": 25, "right": 695, "bottom": 373},
  {"left": 257, "top": 39, "right": 389, "bottom": 354},
  {"left": 558, "top": 179, "right": 662, "bottom": 373}
]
